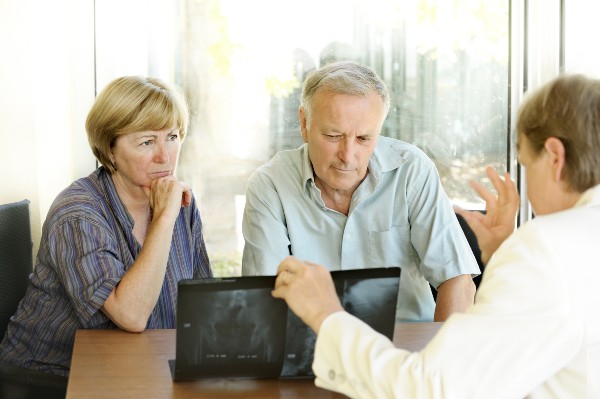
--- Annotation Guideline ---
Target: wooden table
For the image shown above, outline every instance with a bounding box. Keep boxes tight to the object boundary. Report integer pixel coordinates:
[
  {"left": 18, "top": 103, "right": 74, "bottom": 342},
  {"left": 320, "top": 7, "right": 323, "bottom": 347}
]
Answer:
[{"left": 67, "top": 323, "right": 442, "bottom": 398}]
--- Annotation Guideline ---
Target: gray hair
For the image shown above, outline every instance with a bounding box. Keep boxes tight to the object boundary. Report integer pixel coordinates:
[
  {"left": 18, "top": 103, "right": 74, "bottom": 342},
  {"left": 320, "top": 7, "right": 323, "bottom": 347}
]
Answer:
[{"left": 300, "top": 61, "right": 391, "bottom": 127}]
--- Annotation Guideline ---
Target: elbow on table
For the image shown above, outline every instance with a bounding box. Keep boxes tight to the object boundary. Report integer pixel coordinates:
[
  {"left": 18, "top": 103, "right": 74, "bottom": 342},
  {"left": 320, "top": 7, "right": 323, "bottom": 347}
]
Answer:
[
  {"left": 117, "top": 312, "right": 150, "bottom": 333},
  {"left": 119, "top": 321, "right": 147, "bottom": 333},
  {"left": 102, "top": 307, "right": 149, "bottom": 333}
]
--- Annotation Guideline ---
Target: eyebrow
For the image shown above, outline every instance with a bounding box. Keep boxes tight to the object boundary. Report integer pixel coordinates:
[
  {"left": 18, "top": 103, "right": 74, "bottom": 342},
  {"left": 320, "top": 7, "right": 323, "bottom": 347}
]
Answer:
[
  {"left": 134, "top": 129, "right": 178, "bottom": 138},
  {"left": 135, "top": 133, "right": 158, "bottom": 139}
]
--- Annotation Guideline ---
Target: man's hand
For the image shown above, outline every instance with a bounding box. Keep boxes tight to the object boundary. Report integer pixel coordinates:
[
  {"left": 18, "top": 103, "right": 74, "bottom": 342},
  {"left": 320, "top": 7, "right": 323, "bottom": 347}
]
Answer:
[{"left": 272, "top": 256, "right": 344, "bottom": 333}]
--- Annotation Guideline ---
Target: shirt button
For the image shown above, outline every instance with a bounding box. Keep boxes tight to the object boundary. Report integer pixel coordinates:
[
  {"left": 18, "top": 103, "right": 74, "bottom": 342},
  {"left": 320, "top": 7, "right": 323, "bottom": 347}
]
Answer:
[{"left": 328, "top": 369, "right": 336, "bottom": 380}]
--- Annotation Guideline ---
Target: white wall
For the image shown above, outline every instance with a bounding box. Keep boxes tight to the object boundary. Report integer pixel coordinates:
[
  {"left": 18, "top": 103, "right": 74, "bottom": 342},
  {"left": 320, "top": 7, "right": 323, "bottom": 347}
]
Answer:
[
  {"left": 0, "top": 0, "right": 96, "bottom": 257},
  {"left": 564, "top": 1, "right": 600, "bottom": 77}
]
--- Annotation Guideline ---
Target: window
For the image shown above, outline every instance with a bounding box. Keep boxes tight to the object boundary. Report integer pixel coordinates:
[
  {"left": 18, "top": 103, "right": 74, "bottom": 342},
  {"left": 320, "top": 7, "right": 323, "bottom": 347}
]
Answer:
[{"left": 174, "top": 0, "right": 509, "bottom": 275}]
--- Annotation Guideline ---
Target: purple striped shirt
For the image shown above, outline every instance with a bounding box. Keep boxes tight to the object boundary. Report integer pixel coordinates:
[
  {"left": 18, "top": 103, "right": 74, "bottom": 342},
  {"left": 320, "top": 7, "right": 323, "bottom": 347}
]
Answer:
[{"left": 0, "top": 167, "right": 212, "bottom": 376}]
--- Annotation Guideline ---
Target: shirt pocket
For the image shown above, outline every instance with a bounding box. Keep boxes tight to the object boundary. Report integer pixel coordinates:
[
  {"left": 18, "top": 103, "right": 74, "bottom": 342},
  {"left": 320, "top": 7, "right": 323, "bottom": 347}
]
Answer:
[{"left": 368, "top": 225, "right": 415, "bottom": 268}]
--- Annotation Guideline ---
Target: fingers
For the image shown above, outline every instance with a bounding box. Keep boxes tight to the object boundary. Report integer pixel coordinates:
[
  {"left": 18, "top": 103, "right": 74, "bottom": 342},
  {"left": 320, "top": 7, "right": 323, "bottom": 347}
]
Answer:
[
  {"left": 486, "top": 167, "right": 508, "bottom": 205},
  {"left": 470, "top": 180, "right": 497, "bottom": 211},
  {"left": 274, "top": 256, "right": 302, "bottom": 290},
  {"left": 181, "top": 185, "right": 192, "bottom": 207},
  {"left": 146, "top": 176, "right": 193, "bottom": 221},
  {"left": 273, "top": 256, "right": 317, "bottom": 297},
  {"left": 149, "top": 176, "right": 191, "bottom": 206},
  {"left": 486, "top": 167, "right": 518, "bottom": 205},
  {"left": 470, "top": 167, "right": 517, "bottom": 210},
  {"left": 276, "top": 256, "right": 298, "bottom": 275},
  {"left": 462, "top": 166, "right": 519, "bottom": 265},
  {"left": 455, "top": 207, "right": 487, "bottom": 238},
  {"left": 502, "top": 171, "right": 519, "bottom": 206},
  {"left": 455, "top": 207, "right": 485, "bottom": 227}
]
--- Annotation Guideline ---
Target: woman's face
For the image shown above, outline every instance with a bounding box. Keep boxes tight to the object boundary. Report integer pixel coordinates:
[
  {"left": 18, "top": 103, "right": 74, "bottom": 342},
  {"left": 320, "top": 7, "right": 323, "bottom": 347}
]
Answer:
[{"left": 110, "top": 127, "right": 181, "bottom": 192}]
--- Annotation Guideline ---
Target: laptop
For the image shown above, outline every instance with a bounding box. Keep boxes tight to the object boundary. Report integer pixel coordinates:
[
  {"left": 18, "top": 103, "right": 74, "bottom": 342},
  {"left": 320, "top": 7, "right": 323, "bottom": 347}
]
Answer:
[{"left": 170, "top": 267, "right": 401, "bottom": 381}]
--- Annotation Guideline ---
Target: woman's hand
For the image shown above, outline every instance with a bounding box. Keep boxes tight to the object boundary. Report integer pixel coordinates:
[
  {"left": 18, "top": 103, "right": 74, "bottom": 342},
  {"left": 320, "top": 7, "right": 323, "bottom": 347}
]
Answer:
[
  {"left": 143, "top": 175, "right": 192, "bottom": 222},
  {"left": 455, "top": 166, "right": 519, "bottom": 264}
]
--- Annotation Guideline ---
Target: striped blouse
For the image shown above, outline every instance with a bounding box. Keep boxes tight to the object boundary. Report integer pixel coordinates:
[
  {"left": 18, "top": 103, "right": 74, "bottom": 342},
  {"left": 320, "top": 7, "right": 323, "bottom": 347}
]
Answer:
[{"left": 0, "top": 167, "right": 212, "bottom": 376}]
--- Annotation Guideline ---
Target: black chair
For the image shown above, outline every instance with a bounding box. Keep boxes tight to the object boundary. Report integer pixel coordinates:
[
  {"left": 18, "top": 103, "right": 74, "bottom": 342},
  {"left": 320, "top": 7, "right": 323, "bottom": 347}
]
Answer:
[
  {"left": 0, "top": 200, "right": 33, "bottom": 340},
  {"left": 0, "top": 362, "right": 68, "bottom": 399},
  {"left": 430, "top": 212, "right": 485, "bottom": 301},
  {"left": 0, "top": 200, "right": 68, "bottom": 398},
  {"left": 454, "top": 212, "right": 485, "bottom": 289}
]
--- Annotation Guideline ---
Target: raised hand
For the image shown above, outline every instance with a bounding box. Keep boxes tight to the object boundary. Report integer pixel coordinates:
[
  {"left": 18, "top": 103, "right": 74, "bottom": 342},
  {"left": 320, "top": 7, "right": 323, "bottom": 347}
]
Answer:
[{"left": 455, "top": 166, "right": 519, "bottom": 264}]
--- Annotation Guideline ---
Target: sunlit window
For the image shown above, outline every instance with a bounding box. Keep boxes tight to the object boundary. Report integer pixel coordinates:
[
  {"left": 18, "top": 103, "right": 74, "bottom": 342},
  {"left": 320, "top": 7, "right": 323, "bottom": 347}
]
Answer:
[{"left": 173, "top": 0, "right": 509, "bottom": 276}]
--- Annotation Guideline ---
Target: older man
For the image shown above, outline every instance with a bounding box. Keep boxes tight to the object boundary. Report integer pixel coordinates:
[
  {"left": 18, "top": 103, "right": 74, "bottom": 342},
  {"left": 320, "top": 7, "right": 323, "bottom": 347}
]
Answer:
[{"left": 242, "top": 61, "right": 478, "bottom": 321}]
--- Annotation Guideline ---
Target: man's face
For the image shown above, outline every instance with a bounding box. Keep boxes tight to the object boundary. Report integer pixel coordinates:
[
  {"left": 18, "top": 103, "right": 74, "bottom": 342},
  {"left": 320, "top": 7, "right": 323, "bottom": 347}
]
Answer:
[{"left": 299, "top": 90, "right": 385, "bottom": 195}]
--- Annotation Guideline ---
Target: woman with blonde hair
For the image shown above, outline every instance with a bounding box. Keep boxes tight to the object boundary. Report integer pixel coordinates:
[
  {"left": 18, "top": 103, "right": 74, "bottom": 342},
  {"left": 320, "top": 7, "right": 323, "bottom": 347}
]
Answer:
[{"left": 0, "top": 76, "right": 212, "bottom": 396}]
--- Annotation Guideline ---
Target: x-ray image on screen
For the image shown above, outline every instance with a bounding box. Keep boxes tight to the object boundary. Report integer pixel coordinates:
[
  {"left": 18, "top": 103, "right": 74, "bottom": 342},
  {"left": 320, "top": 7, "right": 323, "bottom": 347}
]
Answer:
[
  {"left": 280, "top": 275, "right": 399, "bottom": 378},
  {"left": 172, "top": 269, "right": 399, "bottom": 381},
  {"left": 340, "top": 277, "right": 399, "bottom": 338},
  {"left": 178, "top": 288, "right": 287, "bottom": 368},
  {"left": 280, "top": 311, "right": 317, "bottom": 378}
]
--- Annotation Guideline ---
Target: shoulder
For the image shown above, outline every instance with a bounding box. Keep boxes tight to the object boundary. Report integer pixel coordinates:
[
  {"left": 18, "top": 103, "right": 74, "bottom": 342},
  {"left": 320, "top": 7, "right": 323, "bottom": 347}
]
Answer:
[
  {"left": 374, "top": 136, "right": 435, "bottom": 172},
  {"left": 248, "top": 147, "right": 304, "bottom": 188},
  {"left": 45, "top": 169, "right": 111, "bottom": 230},
  {"left": 495, "top": 205, "right": 600, "bottom": 269},
  {"left": 518, "top": 205, "right": 598, "bottom": 238}
]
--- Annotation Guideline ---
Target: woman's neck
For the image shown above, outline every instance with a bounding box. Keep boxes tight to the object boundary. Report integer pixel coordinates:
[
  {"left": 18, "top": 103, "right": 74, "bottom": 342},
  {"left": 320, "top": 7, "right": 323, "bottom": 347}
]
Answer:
[{"left": 111, "top": 174, "right": 152, "bottom": 244}]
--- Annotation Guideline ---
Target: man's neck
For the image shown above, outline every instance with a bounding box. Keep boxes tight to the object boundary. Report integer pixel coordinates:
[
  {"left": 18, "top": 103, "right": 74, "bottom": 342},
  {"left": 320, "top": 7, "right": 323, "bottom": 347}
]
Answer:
[{"left": 314, "top": 177, "right": 356, "bottom": 216}]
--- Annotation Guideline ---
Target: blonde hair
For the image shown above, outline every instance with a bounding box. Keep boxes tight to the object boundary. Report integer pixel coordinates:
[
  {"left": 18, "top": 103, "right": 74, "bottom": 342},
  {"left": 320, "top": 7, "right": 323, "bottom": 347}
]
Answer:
[
  {"left": 517, "top": 74, "right": 600, "bottom": 192},
  {"left": 86, "top": 76, "right": 189, "bottom": 174}
]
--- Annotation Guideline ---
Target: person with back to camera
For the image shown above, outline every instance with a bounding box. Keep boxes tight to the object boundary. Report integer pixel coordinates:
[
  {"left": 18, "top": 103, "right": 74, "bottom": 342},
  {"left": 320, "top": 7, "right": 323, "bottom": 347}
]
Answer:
[
  {"left": 0, "top": 76, "right": 212, "bottom": 392},
  {"left": 243, "top": 60, "right": 479, "bottom": 322},
  {"left": 271, "top": 74, "right": 600, "bottom": 398}
]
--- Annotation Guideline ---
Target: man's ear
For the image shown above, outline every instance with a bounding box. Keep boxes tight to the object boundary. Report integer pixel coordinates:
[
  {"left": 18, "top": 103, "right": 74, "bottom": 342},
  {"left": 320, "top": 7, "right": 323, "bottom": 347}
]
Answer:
[
  {"left": 299, "top": 107, "right": 308, "bottom": 143},
  {"left": 544, "top": 137, "right": 566, "bottom": 182}
]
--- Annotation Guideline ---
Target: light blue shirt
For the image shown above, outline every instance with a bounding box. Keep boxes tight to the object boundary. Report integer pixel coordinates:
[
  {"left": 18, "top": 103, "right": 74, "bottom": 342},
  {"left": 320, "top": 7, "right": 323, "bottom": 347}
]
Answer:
[{"left": 242, "top": 136, "right": 479, "bottom": 321}]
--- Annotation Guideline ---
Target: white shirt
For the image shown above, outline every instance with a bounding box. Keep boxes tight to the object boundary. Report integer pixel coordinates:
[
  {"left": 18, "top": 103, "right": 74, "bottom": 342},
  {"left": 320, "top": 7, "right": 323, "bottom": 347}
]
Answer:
[{"left": 313, "top": 184, "right": 600, "bottom": 398}]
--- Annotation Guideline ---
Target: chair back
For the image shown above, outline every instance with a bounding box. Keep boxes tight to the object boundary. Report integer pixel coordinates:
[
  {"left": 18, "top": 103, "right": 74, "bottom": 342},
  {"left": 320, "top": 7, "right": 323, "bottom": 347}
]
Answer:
[
  {"left": 455, "top": 212, "right": 485, "bottom": 288},
  {"left": 0, "top": 200, "right": 33, "bottom": 340}
]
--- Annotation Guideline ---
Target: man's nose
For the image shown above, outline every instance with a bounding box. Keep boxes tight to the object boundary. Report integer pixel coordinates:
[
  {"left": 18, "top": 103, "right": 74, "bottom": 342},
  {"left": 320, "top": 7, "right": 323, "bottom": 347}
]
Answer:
[{"left": 338, "top": 137, "right": 355, "bottom": 163}]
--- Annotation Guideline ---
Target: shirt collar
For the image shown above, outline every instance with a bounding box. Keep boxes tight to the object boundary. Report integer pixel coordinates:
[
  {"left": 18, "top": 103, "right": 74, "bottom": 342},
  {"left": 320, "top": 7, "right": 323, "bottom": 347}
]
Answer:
[
  {"left": 98, "top": 167, "right": 135, "bottom": 228},
  {"left": 370, "top": 136, "right": 407, "bottom": 174},
  {"left": 300, "top": 144, "right": 314, "bottom": 194},
  {"left": 574, "top": 183, "right": 600, "bottom": 208}
]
